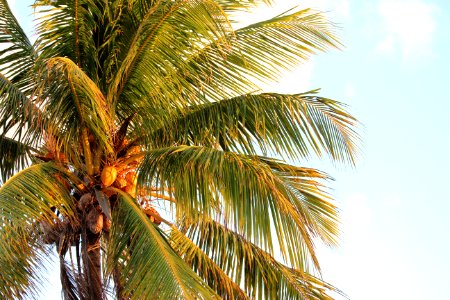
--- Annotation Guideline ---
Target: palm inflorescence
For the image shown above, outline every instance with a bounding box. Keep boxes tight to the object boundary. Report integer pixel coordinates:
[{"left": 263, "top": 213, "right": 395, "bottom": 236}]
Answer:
[{"left": 0, "top": 0, "right": 358, "bottom": 299}]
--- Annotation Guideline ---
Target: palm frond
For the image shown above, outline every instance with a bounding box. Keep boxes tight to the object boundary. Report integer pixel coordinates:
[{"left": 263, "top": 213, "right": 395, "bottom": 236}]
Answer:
[
  {"left": 149, "top": 8, "right": 340, "bottom": 105},
  {"left": 108, "top": 0, "right": 234, "bottom": 111},
  {"left": 0, "top": 136, "right": 33, "bottom": 183},
  {"left": 34, "top": 0, "right": 102, "bottom": 80},
  {"left": 59, "top": 255, "right": 81, "bottom": 300},
  {"left": 138, "top": 145, "right": 339, "bottom": 271},
  {"left": 183, "top": 218, "right": 346, "bottom": 299},
  {"left": 0, "top": 163, "right": 78, "bottom": 299},
  {"left": 0, "top": 162, "right": 77, "bottom": 225},
  {"left": 84, "top": 0, "right": 152, "bottom": 92},
  {"left": 0, "top": 71, "right": 43, "bottom": 146},
  {"left": 215, "top": 0, "right": 273, "bottom": 12},
  {"left": 170, "top": 226, "right": 250, "bottom": 299},
  {"left": 260, "top": 158, "right": 340, "bottom": 247},
  {"left": 106, "top": 191, "right": 220, "bottom": 299},
  {"left": 232, "top": 8, "right": 340, "bottom": 81},
  {"left": 0, "top": 226, "right": 47, "bottom": 300},
  {"left": 35, "top": 57, "right": 113, "bottom": 167},
  {"left": 0, "top": 0, "right": 35, "bottom": 84},
  {"left": 150, "top": 91, "right": 358, "bottom": 163}
]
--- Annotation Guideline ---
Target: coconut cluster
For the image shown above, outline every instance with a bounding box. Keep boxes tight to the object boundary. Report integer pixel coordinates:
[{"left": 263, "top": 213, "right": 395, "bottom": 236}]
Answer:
[
  {"left": 101, "top": 165, "right": 138, "bottom": 197},
  {"left": 100, "top": 164, "right": 163, "bottom": 227},
  {"left": 37, "top": 122, "right": 164, "bottom": 245},
  {"left": 77, "top": 193, "right": 111, "bottom": 234},
  {"left": 39, "top": 162, "right": 163, "bottom": 246}
]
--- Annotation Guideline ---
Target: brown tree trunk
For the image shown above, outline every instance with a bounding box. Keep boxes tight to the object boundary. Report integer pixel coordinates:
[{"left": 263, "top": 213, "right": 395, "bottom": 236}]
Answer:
[{"left": 82, "top": 228, "right": 103, "bottom": 300}]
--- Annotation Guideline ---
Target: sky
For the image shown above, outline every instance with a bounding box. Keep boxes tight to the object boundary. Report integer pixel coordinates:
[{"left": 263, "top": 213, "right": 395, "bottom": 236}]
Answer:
[{"left": 7, "top": 0, "right": 450, "bottom": 299}]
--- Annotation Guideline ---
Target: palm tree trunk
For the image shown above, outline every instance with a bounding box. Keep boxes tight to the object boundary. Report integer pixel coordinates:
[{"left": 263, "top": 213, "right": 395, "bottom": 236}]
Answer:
[{"left": 82, "top": 228, "right": 103, "bottom": 300}]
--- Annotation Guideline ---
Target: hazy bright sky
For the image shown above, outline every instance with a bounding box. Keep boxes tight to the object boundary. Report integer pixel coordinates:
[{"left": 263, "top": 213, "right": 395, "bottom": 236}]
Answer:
[{"left": 8, "top": 0, "right": 450, "bottom": 299}]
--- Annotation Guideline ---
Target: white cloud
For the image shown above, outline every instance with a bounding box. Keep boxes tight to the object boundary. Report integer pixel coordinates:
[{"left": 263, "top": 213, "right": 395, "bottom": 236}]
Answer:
[
  {"left": 376, "top": 0, "right": 437, "bottom": 61},
  {"left": 344, "top": 82, "right": 356, "bottom": 100},
  {"left": 375, "top": 35, "right": 395, "bottom": 55},
  {"left": 382, "top": 193, "right": 403, "bottom": 209}
]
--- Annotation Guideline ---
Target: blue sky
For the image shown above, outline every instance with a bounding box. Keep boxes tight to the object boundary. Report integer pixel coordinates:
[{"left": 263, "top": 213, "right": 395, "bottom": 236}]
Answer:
[{"left": 8, "top": 0, "right": 450, "bottom": 299}]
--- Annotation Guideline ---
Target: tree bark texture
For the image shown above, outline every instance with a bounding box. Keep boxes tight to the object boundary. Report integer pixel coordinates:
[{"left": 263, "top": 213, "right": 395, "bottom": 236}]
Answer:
[{"left": 83, "top": 230, "right": 103, "bottom": 300}]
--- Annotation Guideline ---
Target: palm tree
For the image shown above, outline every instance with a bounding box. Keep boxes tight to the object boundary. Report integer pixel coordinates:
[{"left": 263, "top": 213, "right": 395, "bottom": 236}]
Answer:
[{"left": 0, "top": 0, "right": 358, "bottom": 299}]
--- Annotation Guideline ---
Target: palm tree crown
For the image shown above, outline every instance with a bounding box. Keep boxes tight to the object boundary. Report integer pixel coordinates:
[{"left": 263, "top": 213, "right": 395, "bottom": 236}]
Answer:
[{"left": 0, "top": 0, "right": 358, "bottom": 299}]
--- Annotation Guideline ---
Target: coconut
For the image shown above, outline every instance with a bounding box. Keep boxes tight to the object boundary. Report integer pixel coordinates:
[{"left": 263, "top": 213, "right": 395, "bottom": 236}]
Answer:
[
  {"left": 87, "top": 208, "right": 103, "bottom": 234},
  {"left": 128, "top": 146, "right": 141, "bottom": 155},
  {"left": 125, "top": 171, "right": 137, "bottom": 186},
  {"left": 101, "top": 166, "right": 117, "bottom": 187},
  {"left": 40, "top": 220, "right": 59, "bottom": 244},
  {"left": 103, "top": 215, "right": 111, "bottom": 232},
  {"left": 124, "top": 184, "right": 137, "bottom": 198},
  {"left": 113, "top": 175, "right": 127, "bottom": 188},
  {"left": 78, "top": 193, "right": 93, "bottom": 211}
]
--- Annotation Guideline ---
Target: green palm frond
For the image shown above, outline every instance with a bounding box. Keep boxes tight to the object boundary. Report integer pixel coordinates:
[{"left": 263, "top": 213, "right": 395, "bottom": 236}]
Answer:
[
  {"left": 215, "top": 0, "right": 273, "bottom": 12},
  {"left": 0, "top": 136, "right": 34, "bottom": 183},
  {"left": 150, "top": 91, "right": 358, "bottom": 163},
  {"left": 233, "top": 8, "right": 340, "bottom": 81},
  {"left": 35, "top": 57, "right": 113, "bottom": 165},
  {"left": 0, "top": 163, "right": 78, "bottom": 299},
  {"left": 107, "top": 0, "right": 234, "bottom": 109},
  {"left": 82, "top": 0, "right": 154, "bottom": 92},
  {"left": 156, "top": 8, "right": 340, "bottom": 103},
  {"left": 138, "top": 145, "right": 339, "bottom": 271},
  {"left": 170, "top": 226, "right": 250, "bottom": 299},
  {"left": 260, "top": 158, "right": 340, "bottom": 246},
  {"left": 0, "top": 162, "right": 77, "bottom": 225},
  {"left": 34, "top": 0, "right": 101, "bottom": 79},
  {"left": 0, "top": 73, "right": 43, "bottom": 145},
  {"left": 127, "top": 0, "right": 160, "bottom": 14},
  {"left": 107, "top": 191, "right": 220, "bottom": 299},
  {"left": 182, "top": 218, "right": 345, "bottom": 299},
  {"left": 0, "top": 0, "right": 35, "bottom": 84},
  {"left": 0, "top": 226, "right": 47, "bottom": 300}
]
